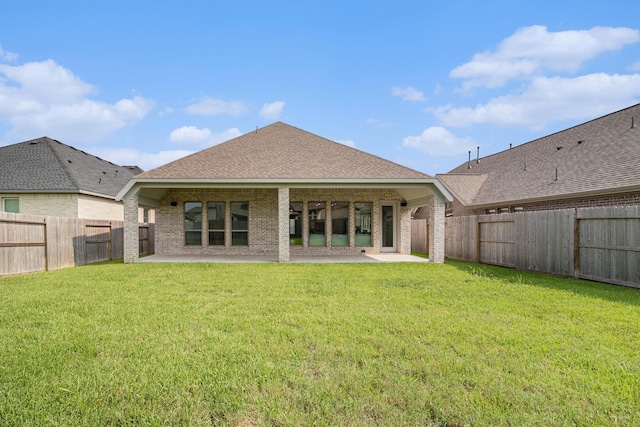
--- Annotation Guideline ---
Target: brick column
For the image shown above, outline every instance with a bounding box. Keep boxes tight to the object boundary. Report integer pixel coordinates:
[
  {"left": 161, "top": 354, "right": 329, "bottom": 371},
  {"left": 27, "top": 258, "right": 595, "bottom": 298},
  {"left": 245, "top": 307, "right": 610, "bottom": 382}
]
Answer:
[
  {"left": 124, "top": 193, "right": 140, "bottom": 263},
  {"left": 428, "top": 198, "right": 446, "bottom": 263},
  {"left": 278, "top": 187, "right": 290, "bottom": 262},
  {"left": 399, "top": 206, "right": 412, "bottom": 255}
]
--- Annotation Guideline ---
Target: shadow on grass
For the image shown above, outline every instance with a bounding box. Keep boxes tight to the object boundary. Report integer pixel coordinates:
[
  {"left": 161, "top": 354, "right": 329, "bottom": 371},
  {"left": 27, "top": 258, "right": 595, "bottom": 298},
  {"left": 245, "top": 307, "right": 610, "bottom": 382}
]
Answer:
[{"left": 444, "top": 258, "right": 640, "bottom": 307}]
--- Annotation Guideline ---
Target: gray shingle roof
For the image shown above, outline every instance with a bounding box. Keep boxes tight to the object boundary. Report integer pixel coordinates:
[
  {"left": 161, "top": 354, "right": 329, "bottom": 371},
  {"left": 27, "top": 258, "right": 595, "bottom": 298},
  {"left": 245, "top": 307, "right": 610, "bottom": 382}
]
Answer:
[
  {"left": 0, "top": 137, "right": 142, "bottom": 198},
  {"left": 438, "top": 103, "right": 640, "bottom": 207},
  {"left": 137, "top": 122, "right": 432, "bottom": 180}
]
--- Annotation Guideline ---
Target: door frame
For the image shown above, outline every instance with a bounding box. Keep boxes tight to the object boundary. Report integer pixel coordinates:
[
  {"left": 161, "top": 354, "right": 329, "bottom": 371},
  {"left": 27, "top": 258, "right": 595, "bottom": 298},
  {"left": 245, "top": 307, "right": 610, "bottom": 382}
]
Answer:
[{"left": 380, "top": 202, "right": 398, "bottom": 253}]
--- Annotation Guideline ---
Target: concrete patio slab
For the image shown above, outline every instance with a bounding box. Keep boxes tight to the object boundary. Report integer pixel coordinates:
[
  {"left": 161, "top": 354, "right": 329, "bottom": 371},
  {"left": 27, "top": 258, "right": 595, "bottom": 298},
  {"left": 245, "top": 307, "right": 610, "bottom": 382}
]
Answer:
[{"left": 136, "top": 254, "right": 430, "bottom": 263}]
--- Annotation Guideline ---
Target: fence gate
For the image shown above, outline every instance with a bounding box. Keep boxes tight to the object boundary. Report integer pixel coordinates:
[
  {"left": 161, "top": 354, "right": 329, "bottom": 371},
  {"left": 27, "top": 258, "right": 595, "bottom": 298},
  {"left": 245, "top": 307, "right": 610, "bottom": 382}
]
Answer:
[
  {"left": 84, "top": 224, "right": 112, "bottom": 264},
  {"left": 478, "top": 216, "right": 516, "bottom": 267},
  {"left": 0, "top": 217, "right": 47, "bottom": 275},
  {"left": 577, "top": 206, "right": 640, "bottom": 287}
]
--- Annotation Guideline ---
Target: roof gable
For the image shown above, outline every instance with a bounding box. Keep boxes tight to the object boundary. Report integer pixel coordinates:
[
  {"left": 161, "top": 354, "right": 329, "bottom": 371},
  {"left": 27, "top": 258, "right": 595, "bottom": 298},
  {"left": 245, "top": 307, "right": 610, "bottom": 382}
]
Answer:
[
  {"left": 137, "top": 122, "right": 431, "bottom": 180},
  {"left": 0, "top": 137, "right": 142, "bottom": 198},
  {"left": 441, "top": 103, "right": 640, "bottom": 207}
]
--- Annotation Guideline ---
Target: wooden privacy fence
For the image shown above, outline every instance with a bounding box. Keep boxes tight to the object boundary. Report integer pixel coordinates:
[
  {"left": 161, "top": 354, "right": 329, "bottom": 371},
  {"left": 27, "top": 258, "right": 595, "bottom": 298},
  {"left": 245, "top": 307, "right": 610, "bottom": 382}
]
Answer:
[
  {"left": 445, "top": 206, "right": 640, "bottom": 288},
  {"left": 0, "top": 212, "right": 154, "bottom": 276},
  {"left": 410, "top": 219, "right": 429, "bottom": 254}
]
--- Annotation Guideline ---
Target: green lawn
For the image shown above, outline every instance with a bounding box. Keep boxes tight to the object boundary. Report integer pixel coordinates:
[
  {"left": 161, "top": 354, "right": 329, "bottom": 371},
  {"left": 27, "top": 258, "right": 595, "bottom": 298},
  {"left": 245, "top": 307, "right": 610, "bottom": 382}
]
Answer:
[{"left": 1, "top": 260, "right": 638, "bottom": 426}]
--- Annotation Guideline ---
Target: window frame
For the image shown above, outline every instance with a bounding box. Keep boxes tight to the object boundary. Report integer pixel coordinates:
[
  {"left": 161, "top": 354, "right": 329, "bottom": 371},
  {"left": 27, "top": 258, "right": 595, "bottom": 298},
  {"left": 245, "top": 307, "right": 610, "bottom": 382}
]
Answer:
[
  {"left": 289, "top": 202, "right": 303, "bottom": 246},
  {"left": 184, "top": 201, "right": 203, "bottom": 246},
  {"left": 207, "top": 201, "right": 226, "bottom": 246},
  {"left": 354, "top": 202, "right": 373, "bottom": 247},
  {"left": 2, "top": 197, "right": 19, "bottom": 213},
  {"left": 331, "top": 201, "right": 350, "bottom": 247},
  {"left": 308, "top": 201, "right": 327, "bottom": 246},
  {"left": 231, "top": 202, "right": 249, "bottom": 246}
]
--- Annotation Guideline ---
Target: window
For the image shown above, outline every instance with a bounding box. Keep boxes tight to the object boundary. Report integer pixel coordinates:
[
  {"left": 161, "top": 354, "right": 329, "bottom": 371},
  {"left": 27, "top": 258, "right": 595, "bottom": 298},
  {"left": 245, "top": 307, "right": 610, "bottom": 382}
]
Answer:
[
  {"left": 355, "top": 202, "right": 372, "bottom": 246},
  {"left": 2, "top": 198, "right": 19, "bottom": 213},
  {"left": 308, "top": 202, "right": 326, "bottom": 246},
  {"left": 184, "top": 202, "right": 202, "bottom": 245},
  {"left": 143, "top": 208, "right": 149, "bottom": 223},
  {"left": 208, "top": 202, "right": 225, "bottom": 245},
  {"left": 331, "top": 202, "right": 349, "bottom": 246},
  {"left": 231, "top": 202, "right": 249, "bottom": 245},
  {"left": 289, "top": 202, "right": 303, "bottom": 245}
]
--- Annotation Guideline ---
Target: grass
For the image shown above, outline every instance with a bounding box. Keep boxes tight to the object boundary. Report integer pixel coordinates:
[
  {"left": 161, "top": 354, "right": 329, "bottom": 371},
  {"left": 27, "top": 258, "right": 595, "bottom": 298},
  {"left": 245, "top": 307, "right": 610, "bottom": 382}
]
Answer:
[{"left": 0, "top": 260, "right": 638, "bottom": 426}]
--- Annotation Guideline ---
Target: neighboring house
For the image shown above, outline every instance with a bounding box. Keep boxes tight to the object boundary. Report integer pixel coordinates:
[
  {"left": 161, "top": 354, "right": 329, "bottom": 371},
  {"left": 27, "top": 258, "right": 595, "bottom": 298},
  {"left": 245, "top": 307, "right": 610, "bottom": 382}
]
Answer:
[
  {"left": 436, "top": 103, "right": 640, "bottom": 216},
  {"left": 116, "top": 122, "right": 452, "bottom": 263},
  {"left": 0, "top": 137, "right": 152, "bottom": 222}
]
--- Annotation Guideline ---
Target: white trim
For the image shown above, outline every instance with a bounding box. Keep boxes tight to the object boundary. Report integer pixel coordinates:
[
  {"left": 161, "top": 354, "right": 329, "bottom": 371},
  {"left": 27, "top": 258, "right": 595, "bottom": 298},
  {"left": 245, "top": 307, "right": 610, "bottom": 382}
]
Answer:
[{"left": 116, "top": 178, "right": 453, "bottom": 203}]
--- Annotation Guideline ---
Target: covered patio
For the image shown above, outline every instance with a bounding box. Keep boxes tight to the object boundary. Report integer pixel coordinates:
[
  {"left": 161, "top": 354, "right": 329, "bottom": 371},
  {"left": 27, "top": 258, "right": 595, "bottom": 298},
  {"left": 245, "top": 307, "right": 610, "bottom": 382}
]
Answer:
[{"left": 136, "top": 253, "right": 431, "bottom": 263}]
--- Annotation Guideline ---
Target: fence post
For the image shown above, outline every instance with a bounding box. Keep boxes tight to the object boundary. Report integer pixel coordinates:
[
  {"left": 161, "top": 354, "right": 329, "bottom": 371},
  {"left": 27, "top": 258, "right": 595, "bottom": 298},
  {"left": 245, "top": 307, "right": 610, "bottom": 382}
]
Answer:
[
  {"left": 573, "top": 209, "right": 580, "bottom": 279},
  {"left": 475, "top": 215, "right": 481, "bottom": 263}
]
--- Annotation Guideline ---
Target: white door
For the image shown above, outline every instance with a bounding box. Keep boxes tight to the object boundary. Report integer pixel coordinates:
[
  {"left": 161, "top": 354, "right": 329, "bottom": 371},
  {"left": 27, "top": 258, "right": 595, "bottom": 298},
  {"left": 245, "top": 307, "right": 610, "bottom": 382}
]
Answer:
[{"left": 380, "top": 203, "right": 397, "bottom": 252}]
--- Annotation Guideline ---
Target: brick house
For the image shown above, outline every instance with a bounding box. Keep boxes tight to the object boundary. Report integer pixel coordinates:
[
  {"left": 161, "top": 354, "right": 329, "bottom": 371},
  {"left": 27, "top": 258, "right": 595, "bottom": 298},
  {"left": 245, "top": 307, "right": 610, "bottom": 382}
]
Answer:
[
  {"left": 0, "top": 137, "right": 152, "bottom": 222},
  {"left": 117, "top": 122, "right": 452, "bottom": 263},
  {"left": 436, "top": 103, "right": 640, "bottom": 216}
]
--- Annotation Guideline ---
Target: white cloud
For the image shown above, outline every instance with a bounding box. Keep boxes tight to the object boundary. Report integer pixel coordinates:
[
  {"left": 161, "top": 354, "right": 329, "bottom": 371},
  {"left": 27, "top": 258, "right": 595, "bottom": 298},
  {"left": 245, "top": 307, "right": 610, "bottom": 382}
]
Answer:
[
  {"left": 259, "top": 101, "right": 285, "bottom": 120},
  {"left": 451, "top": 25, "right": 640, "bottom": 90},
  {"left": 186, "top": 97, "right": 249, "bottom": 116},
  {"left": 169, "top": 126, "right": 241, "bottom": 146},
  {"left": 0, "top": 43, "right": 18, "bottom": 61},
  {"left": 403, "top": 127, "right": 476, "bottom": 157},
  {"left": 391, "top": 86, "right": 425, "bottom": 102},
  {"left": 630, "top": 60, "right": 640, "bottom": 71},
  {"left": 434, "top": 73, "right": 640, "bottom": 129},
  {"left": 89, "top": 147, "right": 194, "bottom": 171},
  {"left": 335, "top": 139, "right": 356, "bottom": 148},
  {"left": 0, "top": 59, "right": 153, "bottom": 142},
  {"left": 158, "top": 107, "right": 174, "bottom": 117}
]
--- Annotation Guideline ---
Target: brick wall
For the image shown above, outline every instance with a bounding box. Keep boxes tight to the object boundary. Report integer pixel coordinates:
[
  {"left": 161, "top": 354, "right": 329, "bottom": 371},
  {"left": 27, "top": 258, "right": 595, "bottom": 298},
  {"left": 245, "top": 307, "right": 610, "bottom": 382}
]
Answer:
[
  {"left": 78, "top": 194, "right": 125, "bottom": 220},
  {"left": 155, "top": 187, "right": 409, "bottom": 256},
  {"left": 449, "top": 191, "right": 640, "bottom": 216},
  {"left": 1, "top": 193, "right": 79, "bottom": 217}
]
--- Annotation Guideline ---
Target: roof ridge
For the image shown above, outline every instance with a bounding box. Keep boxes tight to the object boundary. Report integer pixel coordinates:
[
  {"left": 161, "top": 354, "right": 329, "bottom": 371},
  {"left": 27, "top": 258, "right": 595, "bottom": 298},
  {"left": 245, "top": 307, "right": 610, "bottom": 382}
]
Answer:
[
  {"left": 43, "top": 137, "right": 82, "bottom": 190},
  {"left": 271, "top": 122, "right": 433, "bottom": 178}
]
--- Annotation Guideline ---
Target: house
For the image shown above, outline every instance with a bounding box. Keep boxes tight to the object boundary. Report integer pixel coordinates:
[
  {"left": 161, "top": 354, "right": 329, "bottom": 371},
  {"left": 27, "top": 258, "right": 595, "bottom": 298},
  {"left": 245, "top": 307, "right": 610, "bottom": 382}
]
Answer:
[
  {"left": 437, "top": 103, "right": 640, "bottom": 216},
  {"left": 116, "top": 122, "right": 452, "bottom": 263},
  {"left": 0, "top": 137, "right": 152, "bottom": 222}
]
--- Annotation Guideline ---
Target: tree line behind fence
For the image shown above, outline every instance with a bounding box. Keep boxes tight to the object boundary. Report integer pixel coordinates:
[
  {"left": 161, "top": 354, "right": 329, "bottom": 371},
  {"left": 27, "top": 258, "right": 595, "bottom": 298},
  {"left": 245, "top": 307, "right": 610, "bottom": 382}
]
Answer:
[
  {"left": 445, "top": 206, "right": 640, "bottom": 288},
  {"left": 0, "top": 212, "right": 154, "bottom": 276}
]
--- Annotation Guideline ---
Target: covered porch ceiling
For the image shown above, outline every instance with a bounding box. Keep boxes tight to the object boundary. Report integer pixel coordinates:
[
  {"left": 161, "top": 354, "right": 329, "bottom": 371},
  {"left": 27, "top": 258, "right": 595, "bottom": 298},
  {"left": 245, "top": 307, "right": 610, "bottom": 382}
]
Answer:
[{"left": 119, "top": 178, "right": 453, "bottom": 208}]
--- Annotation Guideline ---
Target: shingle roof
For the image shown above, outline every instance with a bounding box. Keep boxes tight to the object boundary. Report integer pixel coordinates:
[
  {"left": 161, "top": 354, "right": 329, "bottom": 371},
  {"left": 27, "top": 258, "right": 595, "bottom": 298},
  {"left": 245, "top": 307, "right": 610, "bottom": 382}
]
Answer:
[
  {"left": 0, "top": 137, "right": 142, "bottom": 198},
  {"left": 137, "top": 122, "right": 431, "bottom": 180},
  {"left": 438, "top": 103, "right": 640, "bottom": 207}
]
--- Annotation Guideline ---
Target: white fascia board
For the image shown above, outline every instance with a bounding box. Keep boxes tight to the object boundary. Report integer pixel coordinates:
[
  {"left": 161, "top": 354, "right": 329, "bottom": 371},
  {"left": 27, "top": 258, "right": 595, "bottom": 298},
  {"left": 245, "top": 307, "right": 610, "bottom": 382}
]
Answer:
[
  {"left": 470, "top": 184, "right": 640, "bottom": 209},
  {"left": 117, "top": 177, "right": 453, "bottom": 202}
]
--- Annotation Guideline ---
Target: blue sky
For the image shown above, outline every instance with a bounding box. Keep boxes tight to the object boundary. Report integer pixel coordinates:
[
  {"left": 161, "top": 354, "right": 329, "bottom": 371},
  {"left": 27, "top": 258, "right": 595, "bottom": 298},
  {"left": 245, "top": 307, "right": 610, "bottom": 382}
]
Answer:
[{"left": 1, "top": 1, "right": 639, "bottom": 175}]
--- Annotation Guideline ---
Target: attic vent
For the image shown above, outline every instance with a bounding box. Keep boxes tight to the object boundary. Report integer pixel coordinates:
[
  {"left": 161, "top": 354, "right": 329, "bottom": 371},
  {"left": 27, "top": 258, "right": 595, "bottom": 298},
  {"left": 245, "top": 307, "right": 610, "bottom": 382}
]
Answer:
[
  {"left": 102, "top": 171, "right": 107, "bottom": 174},
  {"left": 556, "top": 146, "right": 563, "bottom": 151},
  {"left": 29, "top": 141, "right": 38, "bottom": 145},
  {"left": 632, "top": 117, "right": 636, "bottom": 129},
  {"left": 67, "top": 160, "right": 72, "bottom": 163},
  {"left": 577, "top": 140, "right": 583, "bottom": 144}
]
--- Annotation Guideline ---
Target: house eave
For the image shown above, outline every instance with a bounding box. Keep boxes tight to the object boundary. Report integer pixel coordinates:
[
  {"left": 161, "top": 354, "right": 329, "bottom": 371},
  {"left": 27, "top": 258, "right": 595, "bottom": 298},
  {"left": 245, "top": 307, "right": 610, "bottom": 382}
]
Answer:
[
  {"left": 116, "top": 178, "right": 453, "bottom": 203},
  {"left": 462, "top": 185, "right": 640, "bottom": 209},
  {"left": 0, "top": 188, "right": 117, "bottom": 200}
]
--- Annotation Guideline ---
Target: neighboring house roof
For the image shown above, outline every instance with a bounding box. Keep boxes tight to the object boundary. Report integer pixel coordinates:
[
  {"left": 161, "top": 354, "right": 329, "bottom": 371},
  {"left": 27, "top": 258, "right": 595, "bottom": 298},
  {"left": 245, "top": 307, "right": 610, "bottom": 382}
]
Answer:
[
  {"left": 137, "top": 122, "right": 431, "bottom": 180},
  {"left": 0, "top": 137, "right": 142, "bottom": 199},
  {"left": 437, "top": 103, "right": 640, "bottom": 208}
]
